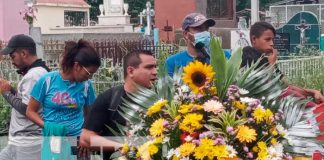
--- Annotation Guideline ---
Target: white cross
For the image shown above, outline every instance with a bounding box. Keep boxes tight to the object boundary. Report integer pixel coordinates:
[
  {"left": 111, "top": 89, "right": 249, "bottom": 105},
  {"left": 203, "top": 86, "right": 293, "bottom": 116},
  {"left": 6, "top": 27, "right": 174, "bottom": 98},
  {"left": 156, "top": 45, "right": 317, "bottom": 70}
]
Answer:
[{"left": 142, "top": 1, "right": 155, "bottom": 35}]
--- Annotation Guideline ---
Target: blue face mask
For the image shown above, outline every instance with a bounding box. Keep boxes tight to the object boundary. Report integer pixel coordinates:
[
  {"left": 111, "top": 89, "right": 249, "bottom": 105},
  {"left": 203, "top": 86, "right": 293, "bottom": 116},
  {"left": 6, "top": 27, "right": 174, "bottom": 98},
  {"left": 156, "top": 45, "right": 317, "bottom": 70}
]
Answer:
[{"left": 192, "top": 31, "right": 211, "bottom": 49}]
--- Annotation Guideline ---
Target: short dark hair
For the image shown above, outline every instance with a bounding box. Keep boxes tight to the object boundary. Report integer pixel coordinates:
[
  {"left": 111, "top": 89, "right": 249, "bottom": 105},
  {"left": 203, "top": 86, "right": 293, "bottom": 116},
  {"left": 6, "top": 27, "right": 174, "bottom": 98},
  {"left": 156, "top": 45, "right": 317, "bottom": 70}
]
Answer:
[
  {"left": 15, "top": 47, "right": 36, "bottom": 55},
  {"left": 250, "top": 22, "right": 276, "bottom": 42},
  {"left": 123, "top": 50, "right": 154, "bottom": 78},
  {"left": 61, "top": 39, "right": 101, "bottom": 72}
]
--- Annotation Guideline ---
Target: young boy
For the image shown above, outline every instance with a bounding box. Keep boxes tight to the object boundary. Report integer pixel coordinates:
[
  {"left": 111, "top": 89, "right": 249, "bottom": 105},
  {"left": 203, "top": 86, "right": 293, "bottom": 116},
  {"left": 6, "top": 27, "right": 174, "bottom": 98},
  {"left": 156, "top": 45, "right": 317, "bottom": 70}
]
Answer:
[{"left": 242, "top": 21, "right": 324, "bottom": 104}]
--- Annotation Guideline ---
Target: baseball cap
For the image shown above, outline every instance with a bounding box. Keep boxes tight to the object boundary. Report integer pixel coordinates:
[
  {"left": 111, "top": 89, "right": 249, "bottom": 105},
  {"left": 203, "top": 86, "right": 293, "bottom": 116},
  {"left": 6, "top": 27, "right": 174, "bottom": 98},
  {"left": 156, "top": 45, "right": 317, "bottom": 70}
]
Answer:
[
  {"left": 0, "top": 34, "right": 36, "bottom": 55},
  {"left": 182, "top": 13, "right": 216, "bottom": 31}
]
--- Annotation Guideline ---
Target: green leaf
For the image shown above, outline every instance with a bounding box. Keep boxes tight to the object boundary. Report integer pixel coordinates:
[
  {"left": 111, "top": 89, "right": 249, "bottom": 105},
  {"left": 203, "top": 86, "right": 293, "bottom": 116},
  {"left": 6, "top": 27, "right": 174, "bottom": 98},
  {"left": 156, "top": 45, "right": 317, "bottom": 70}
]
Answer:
[{"left": 210, "top": 37, "right": 227, "bottom": 101}]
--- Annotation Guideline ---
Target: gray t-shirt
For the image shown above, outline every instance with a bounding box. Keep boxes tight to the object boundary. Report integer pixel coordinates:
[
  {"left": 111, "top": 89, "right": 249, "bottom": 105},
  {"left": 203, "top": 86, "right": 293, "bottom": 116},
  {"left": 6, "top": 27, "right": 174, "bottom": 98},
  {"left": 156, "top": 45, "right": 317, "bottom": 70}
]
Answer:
[{"left": 8, "top": 67, "right": 48, "bottom": 147}]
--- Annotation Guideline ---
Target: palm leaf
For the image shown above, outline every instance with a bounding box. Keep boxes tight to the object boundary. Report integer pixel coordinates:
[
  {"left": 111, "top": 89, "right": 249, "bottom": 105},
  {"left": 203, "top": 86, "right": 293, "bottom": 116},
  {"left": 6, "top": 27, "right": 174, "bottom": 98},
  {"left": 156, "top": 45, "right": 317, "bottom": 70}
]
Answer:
[
  {"left": 279, "top": 96, "right": 324, "bottom": 155},
  {"left": 236, "top": 61, "right": 284, "bottom": 101}
]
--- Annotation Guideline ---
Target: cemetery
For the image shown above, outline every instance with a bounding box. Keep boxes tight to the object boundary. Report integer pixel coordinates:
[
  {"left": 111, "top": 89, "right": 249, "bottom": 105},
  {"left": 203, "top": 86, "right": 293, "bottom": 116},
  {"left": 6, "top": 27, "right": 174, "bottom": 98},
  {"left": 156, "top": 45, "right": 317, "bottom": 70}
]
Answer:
[{"left": 0, "top": 0, "right": 323, "bottom": 159}]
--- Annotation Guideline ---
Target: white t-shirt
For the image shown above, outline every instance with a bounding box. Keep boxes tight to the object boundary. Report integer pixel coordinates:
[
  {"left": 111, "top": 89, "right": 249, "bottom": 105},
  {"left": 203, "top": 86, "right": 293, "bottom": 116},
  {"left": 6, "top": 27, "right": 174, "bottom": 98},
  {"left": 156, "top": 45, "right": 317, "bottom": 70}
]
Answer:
[{"left": 8, "top": 66, "right": 48, "bottom": 147}]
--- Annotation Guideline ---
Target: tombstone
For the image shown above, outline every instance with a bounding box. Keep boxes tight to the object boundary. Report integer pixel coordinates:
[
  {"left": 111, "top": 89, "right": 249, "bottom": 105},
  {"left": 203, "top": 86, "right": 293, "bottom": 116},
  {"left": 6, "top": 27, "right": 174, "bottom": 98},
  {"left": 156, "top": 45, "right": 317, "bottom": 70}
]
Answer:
[
  {"left": 97, "top": 0, "right": 133, "bottom": 32},
  {"left": 98, "top": 0, "right": 131, "bottom": 26},
  {"left": 276, "top": 11, "right": 320, "bottom": 55}
]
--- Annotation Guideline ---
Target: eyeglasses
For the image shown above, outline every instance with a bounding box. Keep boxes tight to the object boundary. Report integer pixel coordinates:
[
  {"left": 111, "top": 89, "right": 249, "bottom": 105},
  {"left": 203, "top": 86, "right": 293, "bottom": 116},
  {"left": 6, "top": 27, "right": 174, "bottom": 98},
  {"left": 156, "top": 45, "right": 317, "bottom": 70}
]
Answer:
[{"left": 81, "top": 66, "right": 92, "bottom": 76}]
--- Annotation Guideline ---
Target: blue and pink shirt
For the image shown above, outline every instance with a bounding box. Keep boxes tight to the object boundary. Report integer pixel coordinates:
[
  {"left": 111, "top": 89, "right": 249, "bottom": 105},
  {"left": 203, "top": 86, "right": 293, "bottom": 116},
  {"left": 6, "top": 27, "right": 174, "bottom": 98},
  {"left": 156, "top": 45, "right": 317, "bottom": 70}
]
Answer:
[{"left": 31, "top": 71, "right": 96, "bottom": 136}]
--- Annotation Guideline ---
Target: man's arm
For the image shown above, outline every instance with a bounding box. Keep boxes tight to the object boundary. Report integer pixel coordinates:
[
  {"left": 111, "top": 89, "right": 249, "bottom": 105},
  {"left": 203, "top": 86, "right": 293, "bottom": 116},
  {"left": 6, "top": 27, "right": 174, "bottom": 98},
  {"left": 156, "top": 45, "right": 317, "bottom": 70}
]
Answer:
[
  {"left": 288, "top": 85, "right": 324, "bottom": 103},
  {"left": 79, "top": 129, "right": 122, "bottom": 151},
  {"left": 0, "top": 80, "right": 26, "bottom": 115},
  {"left": 2, "top": 91, "right": 27, "bottom": 115}
]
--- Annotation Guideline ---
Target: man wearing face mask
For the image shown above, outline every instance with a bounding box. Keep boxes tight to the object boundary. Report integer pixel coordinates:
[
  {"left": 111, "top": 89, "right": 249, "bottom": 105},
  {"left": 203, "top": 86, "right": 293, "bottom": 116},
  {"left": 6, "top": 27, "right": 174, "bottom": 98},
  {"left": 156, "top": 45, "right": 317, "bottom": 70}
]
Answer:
[{"left": 165, "top": 13, "right": 231, "bottom": 77}]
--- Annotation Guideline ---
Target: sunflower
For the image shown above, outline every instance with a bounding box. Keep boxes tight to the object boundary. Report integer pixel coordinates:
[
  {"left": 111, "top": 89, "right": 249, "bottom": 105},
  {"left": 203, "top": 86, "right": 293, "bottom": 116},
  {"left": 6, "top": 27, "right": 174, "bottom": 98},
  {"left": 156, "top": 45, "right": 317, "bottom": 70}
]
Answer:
[{"left": 182, "top": 61, "right": 215, "bottom": 94}]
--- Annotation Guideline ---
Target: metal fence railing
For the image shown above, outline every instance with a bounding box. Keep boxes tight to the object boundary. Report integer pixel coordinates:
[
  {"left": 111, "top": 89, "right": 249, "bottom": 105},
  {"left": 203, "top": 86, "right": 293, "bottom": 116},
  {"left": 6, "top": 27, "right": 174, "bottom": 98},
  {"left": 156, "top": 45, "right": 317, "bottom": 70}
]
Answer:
[
  {"left": 42, "top": 40, "right": 177, "bottom": 63},
  {"left": 277, "top": 56, "right": 324, "bottom": 79}
]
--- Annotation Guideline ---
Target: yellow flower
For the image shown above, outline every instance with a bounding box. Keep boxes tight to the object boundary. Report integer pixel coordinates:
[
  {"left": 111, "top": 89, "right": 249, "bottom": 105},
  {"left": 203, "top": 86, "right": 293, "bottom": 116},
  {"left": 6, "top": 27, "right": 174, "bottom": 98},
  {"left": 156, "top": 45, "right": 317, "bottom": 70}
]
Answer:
[
  {"left": 182, "top": 61, "right": 215, "bottom": 94},
  {"left": 149, "top": 118, "right": 165, "bottom": 137},
  {"left": 236, "top": 125, "right": 257, "bottom": 143},
  {"left": 252, "top": 146, "right": 259, "bottom": 152},
  {"left": 256, "top": 141, "right": 268, "bottom": 160},
  {"left": 179, "top": 143, "right": 196, "bottom": 157},
  {"left": 270, "top": 127, "right": 278, "bottom": 136},
  {"left": 175, "top": 115, "right": 181, "bottom": 120},
  {"left": 137, "top": 141, "right": 159, "bottom": 160},
  {"left": 154, "top": 137, "right": 163, "bottom": 144},
  {"left": 271, "top": 138, "right": 277, "bottom": 145},
  {"left": 194, "top": 138, "right": 215, "bottom": 160},
  {"left": 257, "top": 141, "right": 267, "bottom": 151},
  {"left": 210, "top": 86, "right": 217, "bottom": 95},
  {"left": 253, "top": 107, "right": 265, "bottom": 124},
  {"left": 148, "top": 144, "right": 158, "bottom": 156},
  {"left": 178, "top": 104, "right": 203, "bottom": 114},
  {"left": 146, "top": 99, "right": 168, "bottom": 116},
  {"left": 179, "top": 113, "right": 203, "bottom": 133},
  {"left": 120, "top": 144, "right": 129, "bottom": 154},
  {"left": 214, "top": 145, "right": 229, "bottom": 158},
  {"left": 172, "top": 156, "right": 180, "bottom": 160},
  {"left": 257, "top": 150, "right": 268, "bottom": 160},
  {"left": 264, "top": 109, "right": 274, "bottom": 124},
  {"left": 232, "top": 101, "right": 246, "bottom": 110}
]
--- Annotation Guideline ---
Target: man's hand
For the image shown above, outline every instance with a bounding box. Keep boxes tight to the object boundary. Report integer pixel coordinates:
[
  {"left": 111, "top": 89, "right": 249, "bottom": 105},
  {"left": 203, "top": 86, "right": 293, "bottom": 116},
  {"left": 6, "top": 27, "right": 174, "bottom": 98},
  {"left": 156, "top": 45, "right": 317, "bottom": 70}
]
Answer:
[
  {"left": 267, "top": 48, "right": 278, "bottom": 65},
  {"left": 0, "top": 80, "right": 12, "bottom": 94},
  {"left": 313, "top": 90, "right": 324, "bottom": 104}
]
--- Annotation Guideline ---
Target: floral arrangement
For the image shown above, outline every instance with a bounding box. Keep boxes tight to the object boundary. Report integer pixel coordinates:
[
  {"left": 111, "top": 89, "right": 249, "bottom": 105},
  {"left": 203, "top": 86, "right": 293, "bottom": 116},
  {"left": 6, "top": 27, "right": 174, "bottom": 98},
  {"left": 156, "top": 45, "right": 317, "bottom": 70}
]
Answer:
[
  {"left": 20, "top": 4, "right": 37, "bottom": 25},
  {"left": 117, "top": 61, "right": 289, "bottom": 160},
  {"left": 112, "top": 38, "right": 323, "bottom": 160}
]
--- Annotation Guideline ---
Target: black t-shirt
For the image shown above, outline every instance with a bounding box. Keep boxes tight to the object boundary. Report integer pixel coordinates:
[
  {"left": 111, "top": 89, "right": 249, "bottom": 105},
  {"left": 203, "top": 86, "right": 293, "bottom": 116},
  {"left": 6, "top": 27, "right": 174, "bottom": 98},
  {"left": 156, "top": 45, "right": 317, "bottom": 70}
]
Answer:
[
  {"left": 241, "top": 46, "right": 269, "bottom": 68},
  {"left": 242, "top": 46, "right": 283, "bottom": 75},
  {"left": 84, "top": 85, "right": 129, "bottom": 159}
]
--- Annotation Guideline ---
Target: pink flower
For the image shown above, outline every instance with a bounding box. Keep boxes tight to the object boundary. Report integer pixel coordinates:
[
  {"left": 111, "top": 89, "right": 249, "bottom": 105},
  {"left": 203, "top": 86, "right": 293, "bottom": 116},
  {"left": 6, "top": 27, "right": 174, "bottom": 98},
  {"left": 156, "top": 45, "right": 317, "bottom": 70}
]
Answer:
[{"left": 203, "top": 100, "right": 224, "bottom": 114}]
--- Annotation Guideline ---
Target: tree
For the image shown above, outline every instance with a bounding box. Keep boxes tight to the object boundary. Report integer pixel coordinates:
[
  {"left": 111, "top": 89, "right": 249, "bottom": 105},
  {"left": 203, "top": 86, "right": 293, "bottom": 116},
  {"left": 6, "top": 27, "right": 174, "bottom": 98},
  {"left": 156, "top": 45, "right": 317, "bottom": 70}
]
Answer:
[
  {"left": 85, "top": 0, "right": 103, "bottom": 22},
  {"left": 124, "top": 0, "right": 154, "bottom": 24}
]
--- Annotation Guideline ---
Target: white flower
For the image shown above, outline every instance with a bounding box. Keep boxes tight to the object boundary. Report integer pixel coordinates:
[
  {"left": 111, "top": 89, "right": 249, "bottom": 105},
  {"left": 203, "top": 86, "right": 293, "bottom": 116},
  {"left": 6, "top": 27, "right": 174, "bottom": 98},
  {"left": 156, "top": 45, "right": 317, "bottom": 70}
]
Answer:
[
  {"left": 128, "top": 123, "right": 144, "bottom": 136},
  {"left": 239, "top": 88, "right": 249, "bottom": 94},
  {"left": 163, "top": 137, "right": 170, "bottom": 144},
  {"left": 226, "top": 145, "right": 237, "bottom": 158},
  {"left": 203, "top": 100, "right": 224, "bottom": 114},
  {"left": 266, "top": 144, "right": 283, "bottom": 160},
  {"left": 166, "top": 148, "right": 180, "bottom": 159},
  {"left": 240, "top": 97, "right": 257, "bottom": 104},
  {"left": 180, "top": 85, "right": 190, "bottom": 93},
  {"left": 166, "top": 148, "right": 176, "bottom": 159},
  {"left": 184, "top": 135, "right": 193, "bottom": 142},
  {"left": 118, "top": 156, "right": 128, "bottom": 160},
  {"left": 276, "top": 124, "right": 286, "bottom": 136}
]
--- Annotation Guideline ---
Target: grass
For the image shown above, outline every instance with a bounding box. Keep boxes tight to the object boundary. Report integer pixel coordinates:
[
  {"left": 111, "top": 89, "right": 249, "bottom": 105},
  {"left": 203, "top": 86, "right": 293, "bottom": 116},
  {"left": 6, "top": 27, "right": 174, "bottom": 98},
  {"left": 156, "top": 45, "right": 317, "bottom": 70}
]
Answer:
[{"left": 288, "top": 73, "right": 324, "bottom": 92}]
